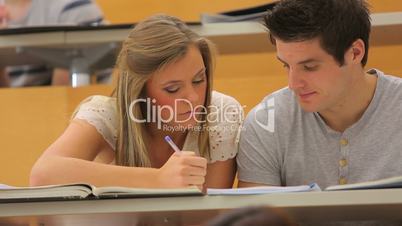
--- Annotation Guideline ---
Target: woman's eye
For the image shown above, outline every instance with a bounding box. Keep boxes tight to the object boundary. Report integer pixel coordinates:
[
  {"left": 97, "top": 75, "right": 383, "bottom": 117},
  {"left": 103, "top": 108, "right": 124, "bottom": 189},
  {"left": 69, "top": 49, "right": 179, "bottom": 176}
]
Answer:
[
  {"left": 164, "top": 86, "right": 179, "bottom": 93},
  {"left": 193, "top": 79, "right": 205, "bottom": 84}
]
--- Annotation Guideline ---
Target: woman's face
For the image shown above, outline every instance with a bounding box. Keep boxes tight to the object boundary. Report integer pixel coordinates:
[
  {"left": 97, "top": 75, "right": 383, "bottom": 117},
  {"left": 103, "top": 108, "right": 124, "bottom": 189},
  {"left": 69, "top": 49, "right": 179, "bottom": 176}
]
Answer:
[{"left": 145, "top": 45, "right": 208, "bottom": 132}]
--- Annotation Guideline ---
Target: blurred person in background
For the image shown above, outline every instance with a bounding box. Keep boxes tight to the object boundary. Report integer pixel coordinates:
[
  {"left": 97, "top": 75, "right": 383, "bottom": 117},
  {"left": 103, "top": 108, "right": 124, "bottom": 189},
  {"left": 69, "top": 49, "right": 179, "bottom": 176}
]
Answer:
[{"left": 0, "top": 0, "right": 105, "bottom": 87}]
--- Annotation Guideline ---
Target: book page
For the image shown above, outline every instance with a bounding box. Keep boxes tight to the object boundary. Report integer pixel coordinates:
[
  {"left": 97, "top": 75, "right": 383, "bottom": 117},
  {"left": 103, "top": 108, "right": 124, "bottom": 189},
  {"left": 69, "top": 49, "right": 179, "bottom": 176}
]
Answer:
[
  {"left": 207, "top": 183, "right": 321, "bottom": 195},
  {"left": 325, "top": 176, "right": 402, "bottom": 191},
  {"left": 0, "top": 183, "right": 93, "bottom": 201}
]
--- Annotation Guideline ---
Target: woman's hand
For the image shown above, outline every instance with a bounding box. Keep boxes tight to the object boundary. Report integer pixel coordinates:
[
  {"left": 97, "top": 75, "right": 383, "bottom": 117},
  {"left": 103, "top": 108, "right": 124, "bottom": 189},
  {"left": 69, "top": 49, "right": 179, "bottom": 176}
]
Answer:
[{"left": 157, "top": 151, "right": 207, "bottom": 189}]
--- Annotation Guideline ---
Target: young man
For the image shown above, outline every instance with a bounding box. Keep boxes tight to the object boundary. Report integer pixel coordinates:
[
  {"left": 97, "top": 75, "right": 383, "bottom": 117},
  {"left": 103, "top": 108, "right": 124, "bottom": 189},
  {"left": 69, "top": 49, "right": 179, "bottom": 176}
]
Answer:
[
  {"left": 237, "top": 0, "right": 402, "bottom": 191},
  {"left": 0, "top": 0, "right": 104, "bottom": 87}
]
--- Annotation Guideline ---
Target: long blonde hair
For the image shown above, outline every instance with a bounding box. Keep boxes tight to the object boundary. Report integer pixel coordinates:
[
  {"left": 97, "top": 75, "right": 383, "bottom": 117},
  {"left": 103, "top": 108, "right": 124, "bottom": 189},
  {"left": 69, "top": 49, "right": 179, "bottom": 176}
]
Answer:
[{"left": 114, "top": 14, "right": 215, "bottom": 167}]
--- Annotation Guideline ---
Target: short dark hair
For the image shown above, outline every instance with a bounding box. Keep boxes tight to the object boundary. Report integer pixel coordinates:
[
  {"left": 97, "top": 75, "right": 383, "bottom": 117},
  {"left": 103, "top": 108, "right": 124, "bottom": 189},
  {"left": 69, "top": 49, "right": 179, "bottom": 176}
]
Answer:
[{"left": 264, "top": 0, "right": 371, "bottom": 66}]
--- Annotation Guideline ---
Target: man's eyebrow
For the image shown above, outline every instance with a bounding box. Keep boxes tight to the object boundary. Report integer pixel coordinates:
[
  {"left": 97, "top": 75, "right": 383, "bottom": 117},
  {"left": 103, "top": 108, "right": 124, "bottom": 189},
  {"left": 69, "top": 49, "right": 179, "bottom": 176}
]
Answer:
[
  {"left": 297, "top": 59, "right": 319, "bottom": 65},
  {"left": 276, "top": 56, "right": 287, "bottom": 65},
  {"left": 276, "top": 56, "right": 319, "bottom": 65}
]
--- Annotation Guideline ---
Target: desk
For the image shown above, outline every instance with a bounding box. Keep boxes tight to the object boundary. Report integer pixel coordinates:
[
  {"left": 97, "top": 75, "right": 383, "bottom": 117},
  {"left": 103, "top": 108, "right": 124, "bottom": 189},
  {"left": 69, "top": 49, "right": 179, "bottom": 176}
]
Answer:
[
  {"left": 1, "top": 12, "right": 402, "bottom": 86},
  {"left": 1, "top": 12, "right": 402, "bottom": 66},
  {"left": 1, "top": 189, "right": 402, "bottom": 226}
]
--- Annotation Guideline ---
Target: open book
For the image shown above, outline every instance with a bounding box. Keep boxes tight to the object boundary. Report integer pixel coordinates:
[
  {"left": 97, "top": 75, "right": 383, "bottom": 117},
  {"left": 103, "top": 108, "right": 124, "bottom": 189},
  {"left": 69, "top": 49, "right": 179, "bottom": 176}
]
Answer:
[
  {"left": 207, "top": 183, "right": 321, "bottom": 195},
  {"left": 325, "top": 176, "right": 402, "bottom": 191},
  {"left": 0, "top": 183, "right": 202, "bottom": 203}
]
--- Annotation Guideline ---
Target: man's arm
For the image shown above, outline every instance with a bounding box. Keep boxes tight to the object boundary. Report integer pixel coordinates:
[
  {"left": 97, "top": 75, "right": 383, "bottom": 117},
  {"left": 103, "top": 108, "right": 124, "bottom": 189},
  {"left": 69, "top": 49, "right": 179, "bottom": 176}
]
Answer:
[{"left": 236, "top": 101, "right": 282, "bottom": 187}]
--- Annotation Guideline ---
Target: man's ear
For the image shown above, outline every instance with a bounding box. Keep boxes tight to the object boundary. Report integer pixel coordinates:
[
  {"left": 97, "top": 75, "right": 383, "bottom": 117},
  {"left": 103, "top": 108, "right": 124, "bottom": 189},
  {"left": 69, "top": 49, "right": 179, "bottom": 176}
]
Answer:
[{"left": 346, "top": 39, "right": 365, "bottom": 65}]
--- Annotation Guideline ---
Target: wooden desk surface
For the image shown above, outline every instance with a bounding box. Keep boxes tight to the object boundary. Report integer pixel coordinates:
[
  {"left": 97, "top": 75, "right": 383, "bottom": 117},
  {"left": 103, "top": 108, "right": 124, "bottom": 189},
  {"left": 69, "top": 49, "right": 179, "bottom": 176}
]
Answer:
[{"left": 1, "top": 189, "right": 402, "bottom": 226}]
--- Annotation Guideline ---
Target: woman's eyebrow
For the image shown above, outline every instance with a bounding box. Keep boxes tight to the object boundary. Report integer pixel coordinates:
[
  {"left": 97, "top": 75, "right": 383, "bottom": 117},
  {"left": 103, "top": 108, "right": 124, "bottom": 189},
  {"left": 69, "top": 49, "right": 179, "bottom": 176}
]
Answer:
[{"left": 161, "top": 68, "right": 206, "bottom": 86}]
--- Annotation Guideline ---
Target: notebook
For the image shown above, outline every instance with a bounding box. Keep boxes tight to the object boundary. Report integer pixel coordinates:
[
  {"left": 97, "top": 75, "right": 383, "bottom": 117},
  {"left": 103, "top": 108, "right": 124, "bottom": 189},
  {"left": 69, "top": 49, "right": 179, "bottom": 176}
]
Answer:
[
  {"left": 325, "top": 176, "right": 402, "bottom": 191},
  {"left": 0, "top": 183, "right": 202, "bottom": 203},
  {"left": 207, "top": 183, "right": 321, "bottom": 195}
]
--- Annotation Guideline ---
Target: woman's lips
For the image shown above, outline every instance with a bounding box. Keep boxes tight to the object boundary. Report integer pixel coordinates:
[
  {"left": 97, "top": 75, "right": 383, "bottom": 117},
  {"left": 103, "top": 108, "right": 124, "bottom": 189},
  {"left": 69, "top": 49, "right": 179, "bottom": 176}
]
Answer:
[{"left": 179, "top": 111, "right": 192, "bottom": 115}]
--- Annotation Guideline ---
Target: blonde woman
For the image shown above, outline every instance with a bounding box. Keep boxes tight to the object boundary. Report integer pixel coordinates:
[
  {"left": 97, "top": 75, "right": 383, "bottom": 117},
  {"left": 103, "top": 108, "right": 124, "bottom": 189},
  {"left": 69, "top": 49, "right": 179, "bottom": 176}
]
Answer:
[{"left": 30, "top": 15, "right": 243, "bottom": 189}]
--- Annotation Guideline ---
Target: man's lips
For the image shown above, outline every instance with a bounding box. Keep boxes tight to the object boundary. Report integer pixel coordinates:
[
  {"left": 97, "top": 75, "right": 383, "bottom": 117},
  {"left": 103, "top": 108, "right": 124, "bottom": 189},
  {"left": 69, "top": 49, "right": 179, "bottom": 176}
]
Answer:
[{"left": 298, "top": 91, "right": 317, "bottom": 100}]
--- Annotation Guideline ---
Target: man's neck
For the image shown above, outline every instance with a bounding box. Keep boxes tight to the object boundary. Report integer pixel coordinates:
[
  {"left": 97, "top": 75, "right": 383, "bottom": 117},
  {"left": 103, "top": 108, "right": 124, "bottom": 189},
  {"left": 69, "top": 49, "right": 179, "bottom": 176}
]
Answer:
[{"left": 319, "top": 71, "right": 378, "bottom": 132}]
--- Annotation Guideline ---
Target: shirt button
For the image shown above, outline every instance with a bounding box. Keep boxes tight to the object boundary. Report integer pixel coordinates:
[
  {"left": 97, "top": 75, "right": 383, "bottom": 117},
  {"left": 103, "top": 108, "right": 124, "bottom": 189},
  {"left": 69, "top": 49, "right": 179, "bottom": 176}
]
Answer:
[
  {"left": 339, "top": 159, "right": 348, "bottom": 167},
  {"left": 340, "top": 139, "right": 349, "bottom": 146},
  {"left": 339, "top": 177, "right": 347, "bottom": 185}
]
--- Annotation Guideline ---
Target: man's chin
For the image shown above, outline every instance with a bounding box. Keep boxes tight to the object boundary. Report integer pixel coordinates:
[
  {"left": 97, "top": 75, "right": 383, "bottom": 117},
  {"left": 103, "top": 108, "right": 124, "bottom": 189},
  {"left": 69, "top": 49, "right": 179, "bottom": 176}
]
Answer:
[{"left": 299, "top": 102, "right": 320, "bottom": 113}]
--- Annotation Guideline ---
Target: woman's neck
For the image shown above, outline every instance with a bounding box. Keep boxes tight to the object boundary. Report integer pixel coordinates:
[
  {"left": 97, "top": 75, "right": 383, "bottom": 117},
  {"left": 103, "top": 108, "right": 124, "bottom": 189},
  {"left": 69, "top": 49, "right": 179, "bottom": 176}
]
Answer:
[
  {"left": 145, "top": 122, "right": 188, "bottom": 168},
  {"left": 145, "top": 122, "right": 188, "bottom": 148}
]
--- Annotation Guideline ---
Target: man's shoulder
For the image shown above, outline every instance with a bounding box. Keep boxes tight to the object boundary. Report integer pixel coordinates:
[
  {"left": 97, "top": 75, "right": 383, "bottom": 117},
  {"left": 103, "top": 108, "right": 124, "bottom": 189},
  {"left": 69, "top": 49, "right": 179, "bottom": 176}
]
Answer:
[
  {"left": 34, "top": 0, "right": 71, "bottom": 11},
  {"left": 211, "top": 90, "right": 242, "bottom": 108},
  {"left": 48, "top": 0, "right": 93, "bottom": 9},
  {"left": 380, "top": 71, "right": 402, "bottom": 90},
  {"left": 249, "top": 87, "right": 298, "bottom": 118},
  {"left": 244, "top": 87, "right": 300, "bottom": 133},
  {"left": 373, "top": 69, "right": 402, "bottom": 103}
]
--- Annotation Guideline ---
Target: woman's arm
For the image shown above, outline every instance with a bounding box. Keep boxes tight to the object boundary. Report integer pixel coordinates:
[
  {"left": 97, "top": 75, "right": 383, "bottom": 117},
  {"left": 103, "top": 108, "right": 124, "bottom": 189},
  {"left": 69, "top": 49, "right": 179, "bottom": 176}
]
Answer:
[
  {"left": 30, "top": 120, "right": 159, "bottom": 187},
  {"left": 30, "top": 120, "right": 207, "bottom": 188}
]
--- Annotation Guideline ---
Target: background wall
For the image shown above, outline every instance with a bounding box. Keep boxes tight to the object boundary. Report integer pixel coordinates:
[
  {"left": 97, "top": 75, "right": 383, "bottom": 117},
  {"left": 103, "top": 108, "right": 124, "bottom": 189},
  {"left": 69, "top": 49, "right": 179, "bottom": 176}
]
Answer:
[
  {"left": 95, "top": 0, "right": 402, "bottom": 112},
  {"left": 1, "top": 0, "right": 402, "bottom": 186}
]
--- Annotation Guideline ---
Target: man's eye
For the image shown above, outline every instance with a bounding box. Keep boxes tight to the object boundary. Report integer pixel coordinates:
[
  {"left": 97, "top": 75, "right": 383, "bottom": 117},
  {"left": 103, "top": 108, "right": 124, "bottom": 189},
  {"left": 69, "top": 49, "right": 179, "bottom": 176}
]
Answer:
[{"left": 304, "top": 65, "right": 318, "bottom": 71}]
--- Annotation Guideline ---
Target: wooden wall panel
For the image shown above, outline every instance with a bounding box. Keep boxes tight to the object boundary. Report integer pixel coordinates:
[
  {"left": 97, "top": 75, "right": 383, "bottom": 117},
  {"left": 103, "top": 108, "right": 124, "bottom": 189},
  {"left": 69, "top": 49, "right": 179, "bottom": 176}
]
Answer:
[
  {"left": 95, "top": 0, "right": 402, "bottom": 24},
  {"left": 95, "top": 0, "right": 274, "bottom": 23},
  {"left": 0, "top": 86, "right": 112, "bottom": 186}
]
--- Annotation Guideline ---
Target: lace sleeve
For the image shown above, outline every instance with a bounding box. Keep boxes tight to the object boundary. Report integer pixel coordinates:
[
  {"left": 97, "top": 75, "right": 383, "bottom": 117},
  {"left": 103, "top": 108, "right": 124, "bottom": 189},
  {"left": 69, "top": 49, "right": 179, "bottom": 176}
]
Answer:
[
  {"left": 208, "top": 92, "right": 244, "bottom": 163},
  {"left": 72, "top": 95, "right": 118, "bottom": 150}
]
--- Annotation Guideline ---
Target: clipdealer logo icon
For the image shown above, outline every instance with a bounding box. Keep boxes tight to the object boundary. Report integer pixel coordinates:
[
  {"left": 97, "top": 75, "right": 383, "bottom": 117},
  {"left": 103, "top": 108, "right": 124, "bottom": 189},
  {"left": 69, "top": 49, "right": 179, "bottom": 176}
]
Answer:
[{"left": 253, "top": 97, "right": 275, "bottom": 132}]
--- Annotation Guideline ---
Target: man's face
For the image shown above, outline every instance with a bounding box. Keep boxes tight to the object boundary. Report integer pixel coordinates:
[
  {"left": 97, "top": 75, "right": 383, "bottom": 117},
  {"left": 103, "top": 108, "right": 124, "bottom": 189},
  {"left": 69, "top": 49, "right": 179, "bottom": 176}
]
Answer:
[{"left": 276, "top": 38, "right": 354, "bottom": 113}]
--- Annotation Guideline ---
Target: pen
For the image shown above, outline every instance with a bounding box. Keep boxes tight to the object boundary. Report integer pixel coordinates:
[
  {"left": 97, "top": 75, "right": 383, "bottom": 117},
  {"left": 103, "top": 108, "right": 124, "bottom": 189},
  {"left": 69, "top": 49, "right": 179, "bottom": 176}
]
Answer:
[{"left": 164, "top": 136, "right": 181, "bottom": 154}]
